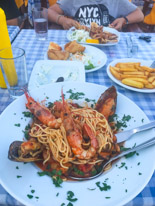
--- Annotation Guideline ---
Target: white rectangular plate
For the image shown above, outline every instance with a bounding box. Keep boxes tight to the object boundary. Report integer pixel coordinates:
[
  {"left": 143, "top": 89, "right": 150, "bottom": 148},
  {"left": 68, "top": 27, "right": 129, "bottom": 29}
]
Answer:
[{"left": 28, "top": 60, "right": 85, "bottom": 90}]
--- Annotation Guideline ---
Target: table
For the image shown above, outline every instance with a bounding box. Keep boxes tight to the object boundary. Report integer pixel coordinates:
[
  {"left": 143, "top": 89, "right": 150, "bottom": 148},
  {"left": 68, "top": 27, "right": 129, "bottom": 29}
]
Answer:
[
  {"left": 0, "top": 29, "right": 155, "bottom": 206},
  {"left": 7, "top": 25, "right": 20, "bottom": 43}
]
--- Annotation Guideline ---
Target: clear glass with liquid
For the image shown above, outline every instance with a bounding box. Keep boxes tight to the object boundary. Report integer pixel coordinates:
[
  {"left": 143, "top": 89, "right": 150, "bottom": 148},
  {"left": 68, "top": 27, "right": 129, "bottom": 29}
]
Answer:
[{"left": 33, "top": 7, "right": 48, "bottom": 40}]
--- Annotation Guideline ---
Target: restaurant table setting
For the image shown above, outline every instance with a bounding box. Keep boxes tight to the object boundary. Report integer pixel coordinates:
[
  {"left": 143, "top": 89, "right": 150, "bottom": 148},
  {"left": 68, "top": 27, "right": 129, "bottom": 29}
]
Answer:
[{"left": 0, "top": 27, "right": 155, "bottom": 206}]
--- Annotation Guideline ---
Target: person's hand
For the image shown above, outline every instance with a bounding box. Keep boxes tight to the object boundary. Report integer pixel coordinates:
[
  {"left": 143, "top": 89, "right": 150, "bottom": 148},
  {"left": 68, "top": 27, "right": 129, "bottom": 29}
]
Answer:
[
  {"left": 110, "top": 18, "right": 126, "bottom": 31},
  {"left": 60, "top": 17, "right": 79, "bottom": 30}
]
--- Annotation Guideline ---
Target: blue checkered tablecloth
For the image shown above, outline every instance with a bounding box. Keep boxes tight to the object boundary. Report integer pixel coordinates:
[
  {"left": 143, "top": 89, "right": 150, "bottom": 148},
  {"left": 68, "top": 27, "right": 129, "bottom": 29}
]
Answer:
[
  {"left": 0, "top": 29, "right": 155, "bottom": 206},
  {"left": 7, "top": 25, "right": 20, "bottom": 43}
]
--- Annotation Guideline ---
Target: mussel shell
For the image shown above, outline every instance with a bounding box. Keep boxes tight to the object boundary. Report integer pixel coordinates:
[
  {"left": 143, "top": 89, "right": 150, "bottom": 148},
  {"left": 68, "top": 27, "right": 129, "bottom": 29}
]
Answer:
[{"left": 8, "top": 141, "right": 43, "bottom": 162}]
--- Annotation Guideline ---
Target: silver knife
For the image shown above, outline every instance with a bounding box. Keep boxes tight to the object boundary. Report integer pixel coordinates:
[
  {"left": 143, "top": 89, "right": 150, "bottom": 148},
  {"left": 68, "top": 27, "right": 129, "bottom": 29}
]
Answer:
[{"left": 116, "top": 121, "right": 155, "bottom": 143}]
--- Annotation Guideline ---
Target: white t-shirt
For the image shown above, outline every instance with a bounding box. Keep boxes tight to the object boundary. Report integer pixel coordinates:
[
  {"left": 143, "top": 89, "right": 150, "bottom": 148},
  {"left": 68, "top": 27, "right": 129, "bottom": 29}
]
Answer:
[{"left": 57, "top": 0, "right": 137, "bottom": 26}]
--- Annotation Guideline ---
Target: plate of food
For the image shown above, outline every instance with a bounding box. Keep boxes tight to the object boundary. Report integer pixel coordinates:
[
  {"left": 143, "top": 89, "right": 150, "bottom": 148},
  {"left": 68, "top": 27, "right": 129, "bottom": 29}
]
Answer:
[
  {"left": 45, "top": 41, "right": 107, "bottom": 73},
  {"left": 67, "top": 22, "right": 120, "bottom": 46},
  {"left": 0, "top": 82, "right": 155, "bottom": 206},
  {"left": 107, "top": 58, "right": 155, "bottom": 93},
  {"left": 28, "top": 60, "right": 85, "bottom": 90}
]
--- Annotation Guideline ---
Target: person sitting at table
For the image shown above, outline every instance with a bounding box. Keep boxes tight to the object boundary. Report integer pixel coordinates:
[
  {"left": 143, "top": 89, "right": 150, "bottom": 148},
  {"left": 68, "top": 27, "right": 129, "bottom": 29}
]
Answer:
[
  {"left": 0, "top": 0, "right": 21, "bottom": 25},
  {"left": 48, "top": 0, "right": 144, "bottom": 30}
]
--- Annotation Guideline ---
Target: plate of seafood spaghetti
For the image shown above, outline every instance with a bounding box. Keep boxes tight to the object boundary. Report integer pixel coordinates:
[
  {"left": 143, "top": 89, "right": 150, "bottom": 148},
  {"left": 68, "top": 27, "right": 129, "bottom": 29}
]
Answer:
[
  {"left": 0, "top": 82, "right": 155, "bottom": 206},
  {"left": 67, "top": 22, "right": 120, "bottom": 46}
]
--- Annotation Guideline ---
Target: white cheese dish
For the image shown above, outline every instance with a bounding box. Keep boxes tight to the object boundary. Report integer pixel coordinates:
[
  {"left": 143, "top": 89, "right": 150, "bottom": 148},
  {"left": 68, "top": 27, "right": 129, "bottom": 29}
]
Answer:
[{"left": 28, "top": 60, "right": 85, "bottom": 91}]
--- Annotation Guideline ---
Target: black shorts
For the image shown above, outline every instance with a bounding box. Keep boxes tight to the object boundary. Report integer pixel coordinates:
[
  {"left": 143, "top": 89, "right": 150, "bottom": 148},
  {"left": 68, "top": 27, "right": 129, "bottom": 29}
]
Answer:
[{"left": 0, "top": 0, "right": 21, "bottom": 20}]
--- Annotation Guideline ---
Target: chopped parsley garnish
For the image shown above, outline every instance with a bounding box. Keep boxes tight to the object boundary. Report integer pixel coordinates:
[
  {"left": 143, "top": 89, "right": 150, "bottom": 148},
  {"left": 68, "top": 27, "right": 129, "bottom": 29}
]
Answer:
[
  {"left": 109, "top": 114, "right": 132, "bottom": 131},
  {"left": 141, "top": 118, "right": 144, "bottom": 123},
  {"left": 125, "top": 189, "right": 128, "bottom": 193},
  {"left": 27, "top": 194, "right": 33, "bottom": 199},
  {"left": 85, "top": 61, "right": 95, "bottom": 70},
  {"left": 137, "top": 162, "right": 141, "bottom": 166},
  {"left": 48, "top": 102, "right": 54, "bottom": 108},
  {"left": 96, "top": 182, "right": 111, "bottom": 191},
  {"left": 84, "top": 98, "right": 96, "bottom": 104},
  {"left": 139, "top": 172, "right": 142, "bottom": 175},
  {"left": 61, "top": 203, "right": 65, "bottom": 206},
  {"left": 14, "top": 123, "right": 21, "bottom": 127},
  {"left": 16, "top": 166, "right": 19, "bottom": 169},
  {"left": 87, "top": 188, "right": 96, "bottom": 191},
  {"left": 67, "top": 203, "right": 73, "bottom": 206},
  {"left": 118, "top": 162, "right": 126, "bottom": 169},
  {"left": 56, "top": 192, "right": 59, "bottom": 197},
  {"left": 67, "top": 89, "right": 85, "bottom": 100},
  {"left": 67, "top": 191, "right": 78, "bottom": 202},
  {"left": 23, "top": 124, "right": 31, "bottom": 140},
  {"left": 120, "top": 144, "right": 137, "bottom": 159},
  {"left": 35, "top": 196, "right": 39, "bottom": 199},
  {"left": 22, "top": 111, "right": 33, "bottom": 118},
  {"left": 17, "top": 175, "right": 22, "bottom": 178},
  {"left": 73, "top": 167, "right": 84, "bottom": 176},
  {"left": 37, "top": 169, "right": 63, "bottom": 187},
  {"left": 105, "top": 197, "right": 111, "bottom": 199},
  {"left": 31, "top": 190, "right": 35, "bottom": 194}
]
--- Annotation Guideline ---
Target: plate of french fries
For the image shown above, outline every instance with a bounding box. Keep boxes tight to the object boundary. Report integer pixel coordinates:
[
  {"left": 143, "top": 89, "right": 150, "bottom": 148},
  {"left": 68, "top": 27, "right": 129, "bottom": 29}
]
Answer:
[{"left": 107, "top": 58, "right": 155, "bottom": 93}]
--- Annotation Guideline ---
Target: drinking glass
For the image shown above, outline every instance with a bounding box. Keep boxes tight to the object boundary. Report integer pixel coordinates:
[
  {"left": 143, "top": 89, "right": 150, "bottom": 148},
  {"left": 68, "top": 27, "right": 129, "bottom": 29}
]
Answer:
[
  {"left": 0, "top": 47, "right": 28, "bottom": 99},
  {"left": 33, "top": 7, "right": 48, "bottom": 40}
]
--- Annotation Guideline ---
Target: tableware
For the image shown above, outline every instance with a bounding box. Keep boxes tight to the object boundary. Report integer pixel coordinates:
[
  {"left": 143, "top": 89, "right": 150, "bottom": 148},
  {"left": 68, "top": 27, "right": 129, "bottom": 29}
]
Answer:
[
  {"left": 33, "top": 7, "right": 48, "bottom": 40},
  {"left": 0, "top": 47, "right": 28, "bottom": 99},
  {"left": 28, "top": 60, "right": 85, "bottom": 90},
  {"left": 67, "top": 26, "right": 120, "bottom": 47},
  {"left": 44, "top": 45, "right": 107, "bottom": 73},
  {"left": 0, "top": 9, "right": 14, "bottom": 88},
  {"left": 69, "top": 136, "right": 155, "bottom": 181},
  {"left": 0, "top": 82, "right": 155, "bottom": 206},
  {"left": 107, "top": 58, "right": 155, "bottom": 93},
  {"left": 126, "top": 36, "right": 138, "bottom": 58},
  {"left": 116, "top": 121, "right": 155, "bottom": 143},
  {"left": 150, "top": 60, "right": 155, "bottom": 68}
]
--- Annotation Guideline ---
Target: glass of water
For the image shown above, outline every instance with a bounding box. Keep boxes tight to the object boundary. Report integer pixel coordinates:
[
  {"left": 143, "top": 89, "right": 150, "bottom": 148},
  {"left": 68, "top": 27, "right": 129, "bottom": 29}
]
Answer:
[
  {"left": 33, "top": 7, "right": 48, "bottom": 40},
  {"left": 0, "top": 47, "right": 28, "bottom": 99}
]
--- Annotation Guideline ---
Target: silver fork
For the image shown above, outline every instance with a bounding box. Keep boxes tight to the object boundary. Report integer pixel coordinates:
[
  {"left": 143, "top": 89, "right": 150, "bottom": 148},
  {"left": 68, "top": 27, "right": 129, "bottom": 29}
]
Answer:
[
  {"left": 69, "top": 136, "right": 155, "bottom": 181},
  {"left": 116, "top": 120, "right": 155, "bottom": 143}
]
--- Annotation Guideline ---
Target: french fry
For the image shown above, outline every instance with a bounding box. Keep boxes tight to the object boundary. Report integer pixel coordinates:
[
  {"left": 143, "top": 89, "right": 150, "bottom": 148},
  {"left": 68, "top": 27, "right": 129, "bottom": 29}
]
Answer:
[
  {"left": 152, "top": 80, "right": 155, "bottom": 86},
  {"left": 116, "top": 62, "right": 140, "bottom": 68},
  {"left": 111, "top": 66, "right": 120, "bottom": 72},
  {"left": 122, "top": 71, "right": 145, "bottom": 75},
  {"left": 125, "top": 78, "right": 148, "bottom": 84},
  {"left": 144, "top": 83, "right": 155, "bottom": 89},
  {"left": 148, "top": 76, "right": 155, "bottom": 83},
  {"left": 122, "top": 78, "right": 144, "bottom": 89},
  {"left": 121, "top": 74, "right": 147, "bottom": 79},
  {"left": 140, "top": 66, "right": 154, "bottom": 72},
  {"left": 119, "top": 68, "right": 138, "bottom": 72},
  {"left": 149, "top": 72, "right": 155, "bottom": 76},
  {"left": 110, "top": 66, "right": 121, "bottom": 80}
]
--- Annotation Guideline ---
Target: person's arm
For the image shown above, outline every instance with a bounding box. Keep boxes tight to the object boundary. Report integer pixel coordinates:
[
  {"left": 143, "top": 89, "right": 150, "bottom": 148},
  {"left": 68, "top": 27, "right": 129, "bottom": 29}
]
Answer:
[
  {"left": 48, "top": 4, "right": 79, "bottom": 30},
  {"left": 110, "top": 8, "right": 144, "bottom": 31}
]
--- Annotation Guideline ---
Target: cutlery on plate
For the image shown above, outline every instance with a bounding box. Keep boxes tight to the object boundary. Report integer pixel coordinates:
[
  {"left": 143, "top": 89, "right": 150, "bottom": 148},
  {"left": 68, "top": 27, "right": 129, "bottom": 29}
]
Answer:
[
  {"left": 116, "top": 121, "right": 155, "bottom": 143},
  {"left": 69, "top": 136, "right": 155, "bottom": 181}
]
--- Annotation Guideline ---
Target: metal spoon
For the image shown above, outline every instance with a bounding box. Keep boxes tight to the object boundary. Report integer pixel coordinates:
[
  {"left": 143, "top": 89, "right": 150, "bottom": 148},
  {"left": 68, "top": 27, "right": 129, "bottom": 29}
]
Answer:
[{"left": 69, "top": 136, "right": 155, "bottom": 181}]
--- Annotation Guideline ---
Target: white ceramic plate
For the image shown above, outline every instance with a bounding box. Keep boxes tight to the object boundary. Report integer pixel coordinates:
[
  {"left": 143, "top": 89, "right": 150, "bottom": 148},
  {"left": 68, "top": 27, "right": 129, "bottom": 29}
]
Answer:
[
  {"left": 107, "top": 58, "right": 155, "bottom": 93},
  {"left": 0, "top": 82, "right": 155, "bottom": 206},
  {"left": 28, "top": 60, "right": 85, "bottom": 90},
  {"left": 45, "top": 45, "right": 107, "bottom": 73},
  {"left": 67, "top": 26, "right": 120, "bottom": 46}
]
